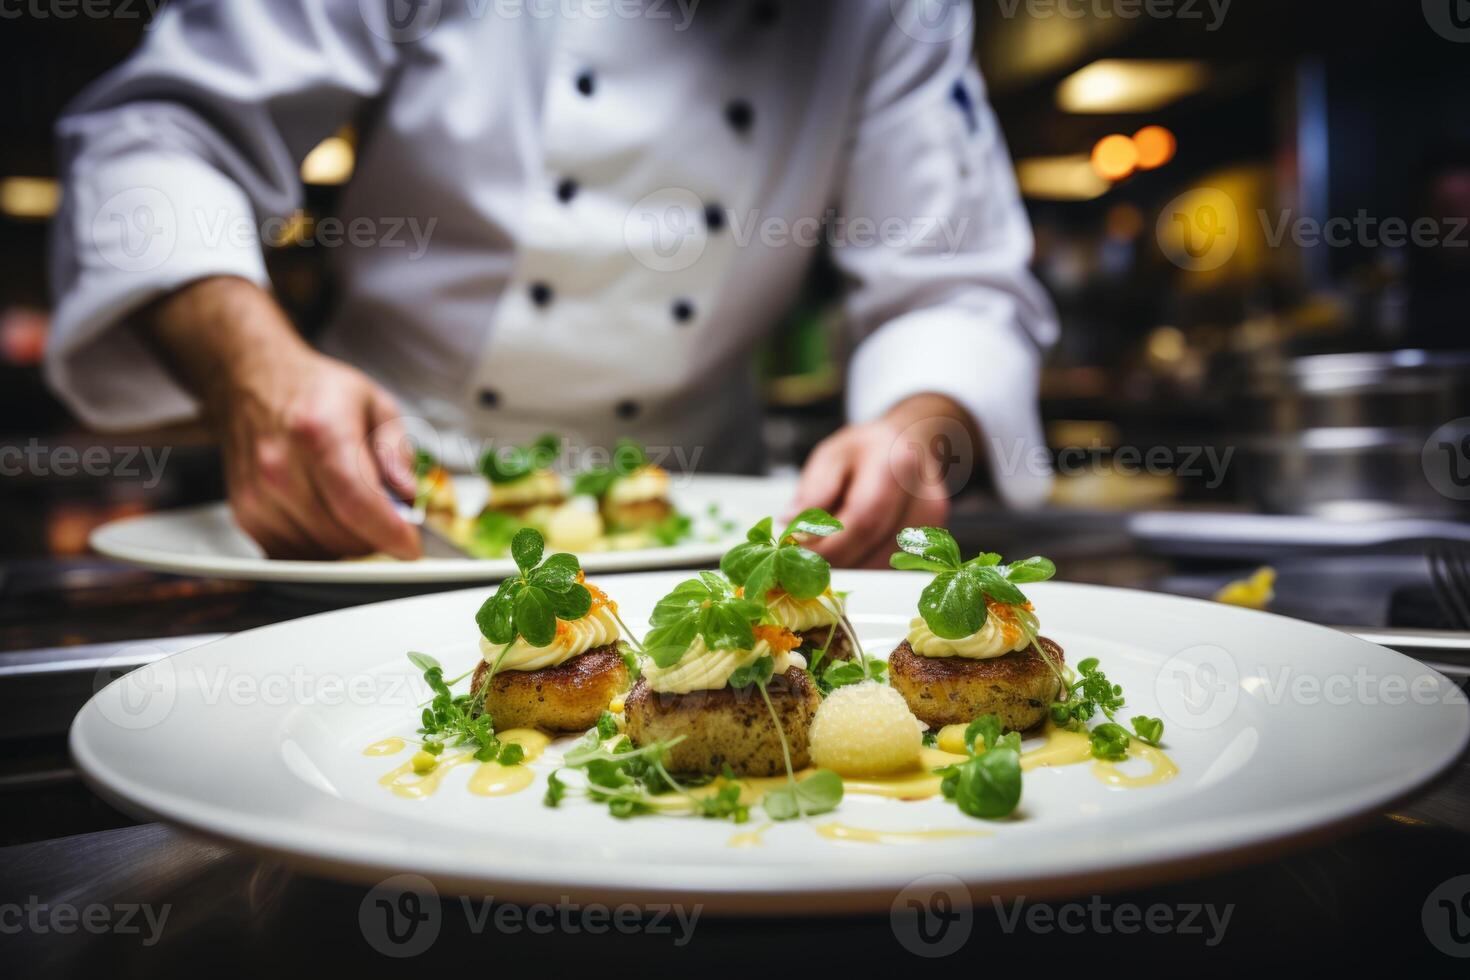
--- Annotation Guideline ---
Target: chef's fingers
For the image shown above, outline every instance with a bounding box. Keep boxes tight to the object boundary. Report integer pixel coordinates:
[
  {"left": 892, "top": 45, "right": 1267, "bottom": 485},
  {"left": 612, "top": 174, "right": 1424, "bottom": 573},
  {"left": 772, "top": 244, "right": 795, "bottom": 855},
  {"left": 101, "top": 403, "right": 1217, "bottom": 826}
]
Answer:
[
  {"left": 231, "top": 470, "right": 332, "bottom": 559},
  {"left": 257, "top": 434, "right": 376, "bottom": 557},
  {"left": 822, "top": 442, "right": 916, "bottom": 567},
  {"left": 314, "top": 435, "right": 423, "bottom": 561},
  {"left": 788, "top": 435, "right": 857, "bottom": 519},
  {"left": 367, "top": 387, "right": 418, "bottom": 500}
]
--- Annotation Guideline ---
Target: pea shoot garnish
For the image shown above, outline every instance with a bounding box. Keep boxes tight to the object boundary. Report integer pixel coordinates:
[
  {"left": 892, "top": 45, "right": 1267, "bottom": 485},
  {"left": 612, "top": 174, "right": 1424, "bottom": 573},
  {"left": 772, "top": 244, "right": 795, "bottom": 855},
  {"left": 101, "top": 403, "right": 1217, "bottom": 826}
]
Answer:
[
  {"left": 1050, "top": 657, "right": 1165, "bottom": 758},
  {"left": 721, "top": 509, "right": 842, "bottom": 601},
  {"left": 720, "top": 510, "right": 869, "bottom": 675},
  {"left": 406, "top": 651, "right": 519, "bottom": 764},
  {"left": 888, "top": 527, "right": 1055, "bottom": 640},
  {"left": 933, "top": 713, "right": 1023, "bottom": 819},
  {"left": 544, "top": 732, "right": 750, "bottom": 821},
  {"left": 726, "top": 653, "right": 844, "bottom": 821},
  {"left": 476, "top": 528, "right": 592, "bottom": 649}
]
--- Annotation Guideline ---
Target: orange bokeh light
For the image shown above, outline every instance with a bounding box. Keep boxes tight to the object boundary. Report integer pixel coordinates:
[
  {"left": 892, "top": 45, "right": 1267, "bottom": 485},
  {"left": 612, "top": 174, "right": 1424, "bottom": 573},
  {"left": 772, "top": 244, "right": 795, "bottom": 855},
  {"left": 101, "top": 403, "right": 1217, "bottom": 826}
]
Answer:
[
  {"left": 1090, "top": 134, "right": 1138, "bottom": 182},
  {"left": 1133, "top": 125, "right": 1178, "bottom": 170}
]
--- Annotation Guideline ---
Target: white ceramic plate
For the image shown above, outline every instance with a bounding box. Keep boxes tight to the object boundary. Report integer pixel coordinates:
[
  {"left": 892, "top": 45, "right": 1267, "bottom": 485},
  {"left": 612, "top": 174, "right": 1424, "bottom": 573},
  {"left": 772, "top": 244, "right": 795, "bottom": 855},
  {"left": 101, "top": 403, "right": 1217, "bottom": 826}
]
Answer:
[
  {"left": 89, "top": 474, "right": 789, "bottom": 584},
  {"left": 72, "top": 572, "right": 1469, "bottom": 913}
]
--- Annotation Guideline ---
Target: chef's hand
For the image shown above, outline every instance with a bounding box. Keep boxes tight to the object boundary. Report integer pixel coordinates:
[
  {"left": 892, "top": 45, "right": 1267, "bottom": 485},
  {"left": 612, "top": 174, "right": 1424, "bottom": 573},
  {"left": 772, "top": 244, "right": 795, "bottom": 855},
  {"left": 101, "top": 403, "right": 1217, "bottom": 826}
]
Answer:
[
  {"left": 789, "top": 393, "right": 976, "bottom": 568},
  {"left": 135, "top": 276, "right": 422, "bottom": 560}
]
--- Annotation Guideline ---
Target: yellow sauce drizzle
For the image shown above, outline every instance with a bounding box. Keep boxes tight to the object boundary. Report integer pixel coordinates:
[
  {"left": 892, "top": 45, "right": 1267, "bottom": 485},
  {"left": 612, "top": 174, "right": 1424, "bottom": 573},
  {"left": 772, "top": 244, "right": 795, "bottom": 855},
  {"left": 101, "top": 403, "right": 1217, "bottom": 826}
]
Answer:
[
  {"left": 363, "top": 737, "right": 407, "bottom": 756},
  {"left": 814, "top": 823, "right": 991, "bottom": 845},
  {"left": 376, "top": 728, "right": 549, "bottom": 800},
  {"left": 727, "top": 823, "right": 774, "bottom": 848},
  {"left": 1090, "top": 742, "right": 1179, "bottom": 788},
  {"left": 936, "top": 723, "right": 1177, "bottom": 787}
]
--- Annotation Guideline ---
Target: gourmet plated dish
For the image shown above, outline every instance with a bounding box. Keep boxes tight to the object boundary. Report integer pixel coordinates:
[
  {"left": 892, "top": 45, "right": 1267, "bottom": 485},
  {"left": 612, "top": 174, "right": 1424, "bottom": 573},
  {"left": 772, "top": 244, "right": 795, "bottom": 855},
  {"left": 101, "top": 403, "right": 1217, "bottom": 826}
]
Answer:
[
  {"left": 372, "top": 514, "right": 1177, "bottom": 830},
  {"left": 414, "top": 437, "right": 700, "bottom": 559}
]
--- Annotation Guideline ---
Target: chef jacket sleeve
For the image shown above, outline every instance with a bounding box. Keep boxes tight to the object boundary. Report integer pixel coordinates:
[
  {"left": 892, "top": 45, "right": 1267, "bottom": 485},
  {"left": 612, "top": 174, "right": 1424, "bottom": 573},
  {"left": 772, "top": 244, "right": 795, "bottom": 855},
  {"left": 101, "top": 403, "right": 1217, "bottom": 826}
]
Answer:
[
  {"left": 46, "top": 0, "right": 400, "bottom": 430},
  {"left": 832, "top": 8, "right": 1060, "bottom": 508}
]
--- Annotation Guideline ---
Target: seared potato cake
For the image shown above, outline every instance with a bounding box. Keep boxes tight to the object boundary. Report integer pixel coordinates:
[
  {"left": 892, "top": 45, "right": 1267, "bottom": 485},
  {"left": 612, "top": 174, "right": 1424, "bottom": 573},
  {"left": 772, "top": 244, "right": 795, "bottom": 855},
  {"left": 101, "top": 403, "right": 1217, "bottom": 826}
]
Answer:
[
  {"left": 473, "top": 645, "right": 629, "bottom": 733},
  {"left": 624, "top": 667, "right": 821, "bottom": 776},
  {"left": 888, "top": 637, "right": 1064, "bottom": 731},
  {"left": 602, "top": 497, "right": 673, "bottom": 532}
]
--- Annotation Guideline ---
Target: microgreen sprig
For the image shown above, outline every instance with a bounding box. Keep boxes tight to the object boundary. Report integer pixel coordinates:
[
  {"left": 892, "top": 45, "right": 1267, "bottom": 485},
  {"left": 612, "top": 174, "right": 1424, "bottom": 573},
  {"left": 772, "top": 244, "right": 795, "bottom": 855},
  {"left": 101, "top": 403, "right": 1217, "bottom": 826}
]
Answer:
[
  {"left": 406, "top": 651, "right": 519, "bottom": 764},
  {"left": 889, "top": 527, "right": 1055, "bottom": 640},
  {"left": 728, "top": 654, "right": 844, "bottom": 821},
  {"left": 476, "top": 528, "right": 592, "bottom": 649},
  {"left": 1049, "top": 657, "right": 1165, "bottom": 758}
]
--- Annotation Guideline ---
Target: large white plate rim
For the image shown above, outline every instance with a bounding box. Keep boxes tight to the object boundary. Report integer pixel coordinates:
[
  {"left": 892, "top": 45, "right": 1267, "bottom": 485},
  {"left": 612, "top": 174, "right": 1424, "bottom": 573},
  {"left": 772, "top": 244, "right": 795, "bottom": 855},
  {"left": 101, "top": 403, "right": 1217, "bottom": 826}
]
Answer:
[{"left": 70, "top": 576, "right": 1470, "bottom": 912}]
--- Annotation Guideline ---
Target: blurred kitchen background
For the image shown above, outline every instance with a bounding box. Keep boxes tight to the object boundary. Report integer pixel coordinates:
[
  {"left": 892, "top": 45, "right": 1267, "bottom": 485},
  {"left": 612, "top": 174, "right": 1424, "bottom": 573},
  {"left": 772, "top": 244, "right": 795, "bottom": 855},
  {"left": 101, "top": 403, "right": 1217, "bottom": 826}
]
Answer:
[{"left": 1, "top": 3, "right": 1469, "bottom": 671}]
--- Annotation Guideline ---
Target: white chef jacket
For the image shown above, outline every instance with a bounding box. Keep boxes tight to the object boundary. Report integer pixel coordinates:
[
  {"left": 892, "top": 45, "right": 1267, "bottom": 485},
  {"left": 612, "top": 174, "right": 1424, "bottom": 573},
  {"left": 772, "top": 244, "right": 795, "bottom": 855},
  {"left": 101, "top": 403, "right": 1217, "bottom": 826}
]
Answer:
[{"left": 47, "top": 0, "right": 1058, "bottom": 505}]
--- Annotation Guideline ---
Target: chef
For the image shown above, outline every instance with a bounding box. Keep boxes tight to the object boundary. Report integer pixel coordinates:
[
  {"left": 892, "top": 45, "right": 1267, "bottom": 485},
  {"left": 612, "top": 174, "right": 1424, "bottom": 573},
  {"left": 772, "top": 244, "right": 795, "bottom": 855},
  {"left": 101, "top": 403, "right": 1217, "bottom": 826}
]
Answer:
[{"left": 46, "top": 0, "right": 1057, "bottom": 565}]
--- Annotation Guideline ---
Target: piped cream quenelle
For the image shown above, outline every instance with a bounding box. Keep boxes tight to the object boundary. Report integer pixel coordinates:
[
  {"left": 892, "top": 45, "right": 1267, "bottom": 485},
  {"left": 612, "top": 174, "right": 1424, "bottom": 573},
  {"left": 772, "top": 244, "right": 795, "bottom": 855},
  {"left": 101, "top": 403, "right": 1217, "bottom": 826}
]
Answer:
[
  {"left": 907, "top": 599, "right": 1038, "bottom": 659},
  {"left": 764, "top": 588, "right": 844, "bottom": 632},
  {"left": 642, "top": 626, "right": 807, "bottom": 694},
  {"left": 478, "top": 577, "right": 620, "bottom": 671}
]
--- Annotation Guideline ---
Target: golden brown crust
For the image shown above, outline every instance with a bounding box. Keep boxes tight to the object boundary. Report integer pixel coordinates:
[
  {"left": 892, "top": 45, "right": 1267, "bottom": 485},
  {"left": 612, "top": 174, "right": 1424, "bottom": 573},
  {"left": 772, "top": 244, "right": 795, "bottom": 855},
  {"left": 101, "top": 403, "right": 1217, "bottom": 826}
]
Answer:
[
  {"left": 623, "top": 668, "right": 821, "bottom": 777},
  {"left": 888, "top": 637, "right": 1065, "bottom": 731},
  {"left": 473, "top": 645, "right": 629, "bottom": 733},
  {"left": 601, "top": 497, "right": 674, "bottom": 532}
]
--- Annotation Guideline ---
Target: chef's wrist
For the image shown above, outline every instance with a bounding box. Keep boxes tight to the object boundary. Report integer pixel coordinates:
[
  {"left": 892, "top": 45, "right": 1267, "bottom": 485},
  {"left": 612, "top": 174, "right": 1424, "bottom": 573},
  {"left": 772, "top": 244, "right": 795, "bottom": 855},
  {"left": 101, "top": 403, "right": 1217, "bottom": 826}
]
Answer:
[
  {"left": 133, "top": 276, "right": 313, "bottom": 414},
  {"left": 881, "top": 393, "right": 981, "bottom": 448}
]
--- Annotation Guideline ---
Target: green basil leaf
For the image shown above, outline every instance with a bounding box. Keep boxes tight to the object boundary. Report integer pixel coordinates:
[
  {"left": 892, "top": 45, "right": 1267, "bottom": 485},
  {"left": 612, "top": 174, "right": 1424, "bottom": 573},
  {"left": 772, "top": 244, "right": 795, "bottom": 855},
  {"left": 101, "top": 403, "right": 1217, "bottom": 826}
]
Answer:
[
  {"left": 746, "top": 516, "right": 774, "bottom": 545},
  {"left": 530, "top": 552, "right": 581, "bottom": 591},
  {"left": 895, "top": 526, "right": 962, "bottom": 569},
  {"left": 889, "top": 552, "right": 952, "bottom": 573},
  {"left": 513, "top": 586, "right": 557, "bottom": 647},
  {"left": 918, "top": 570, "right": 987, "bottom": 640},
  {"left": 700, "top": 601, "right": 756, "bottom": 654},
  {"left": 719, "top": 540, "right": 773, "bottom": 588},
  {"left": 1005, "top": 556, "right": 1056, "bottom": 583},
  {"left": 780, "top": 508, "right": 842, "bottom": 542},
  {"left": 476, "top": 579, "right": 520, "bottom": 644},
  {"left": 644, "top": 617, "right": 700, "bottom": 668},
  {"left": 962, "top": 552, "right": 1003, "bottom": 568},
  {"left": 773, "top": 545, "right": 830, "bottom": 599},
  {"left": 972, "top": 566, "right": 1028, "bottom": 606},
  {"left": 510, "top": 527, "right": 544, "bottom": 574},
  {"left": 649, "top": 579, "right": 711, "bottom": 626},
  {"left": 546, "top": 583, "right": 593, "bottom": 621},
  {"left": 953, "top": 749, "right": 1022, "bottom": 819}
]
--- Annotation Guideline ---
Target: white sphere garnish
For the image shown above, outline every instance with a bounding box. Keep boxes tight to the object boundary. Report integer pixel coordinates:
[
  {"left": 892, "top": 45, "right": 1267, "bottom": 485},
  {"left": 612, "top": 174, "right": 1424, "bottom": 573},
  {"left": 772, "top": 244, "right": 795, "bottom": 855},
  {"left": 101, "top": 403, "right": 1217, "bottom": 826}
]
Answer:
[
  {"left": 545, "top": 502, "right": 604, "bottom": 551},
  {"left": 809, "top": 682, "right": 923, "bottom": 777}
]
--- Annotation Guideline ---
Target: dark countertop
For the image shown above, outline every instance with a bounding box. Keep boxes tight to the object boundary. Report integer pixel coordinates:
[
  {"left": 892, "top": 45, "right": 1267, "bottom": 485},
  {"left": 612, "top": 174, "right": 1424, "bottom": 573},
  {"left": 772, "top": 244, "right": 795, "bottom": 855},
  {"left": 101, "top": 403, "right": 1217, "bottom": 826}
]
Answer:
[{"left": 3, "top": 546, "right": 1469, "bottom": 972}]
